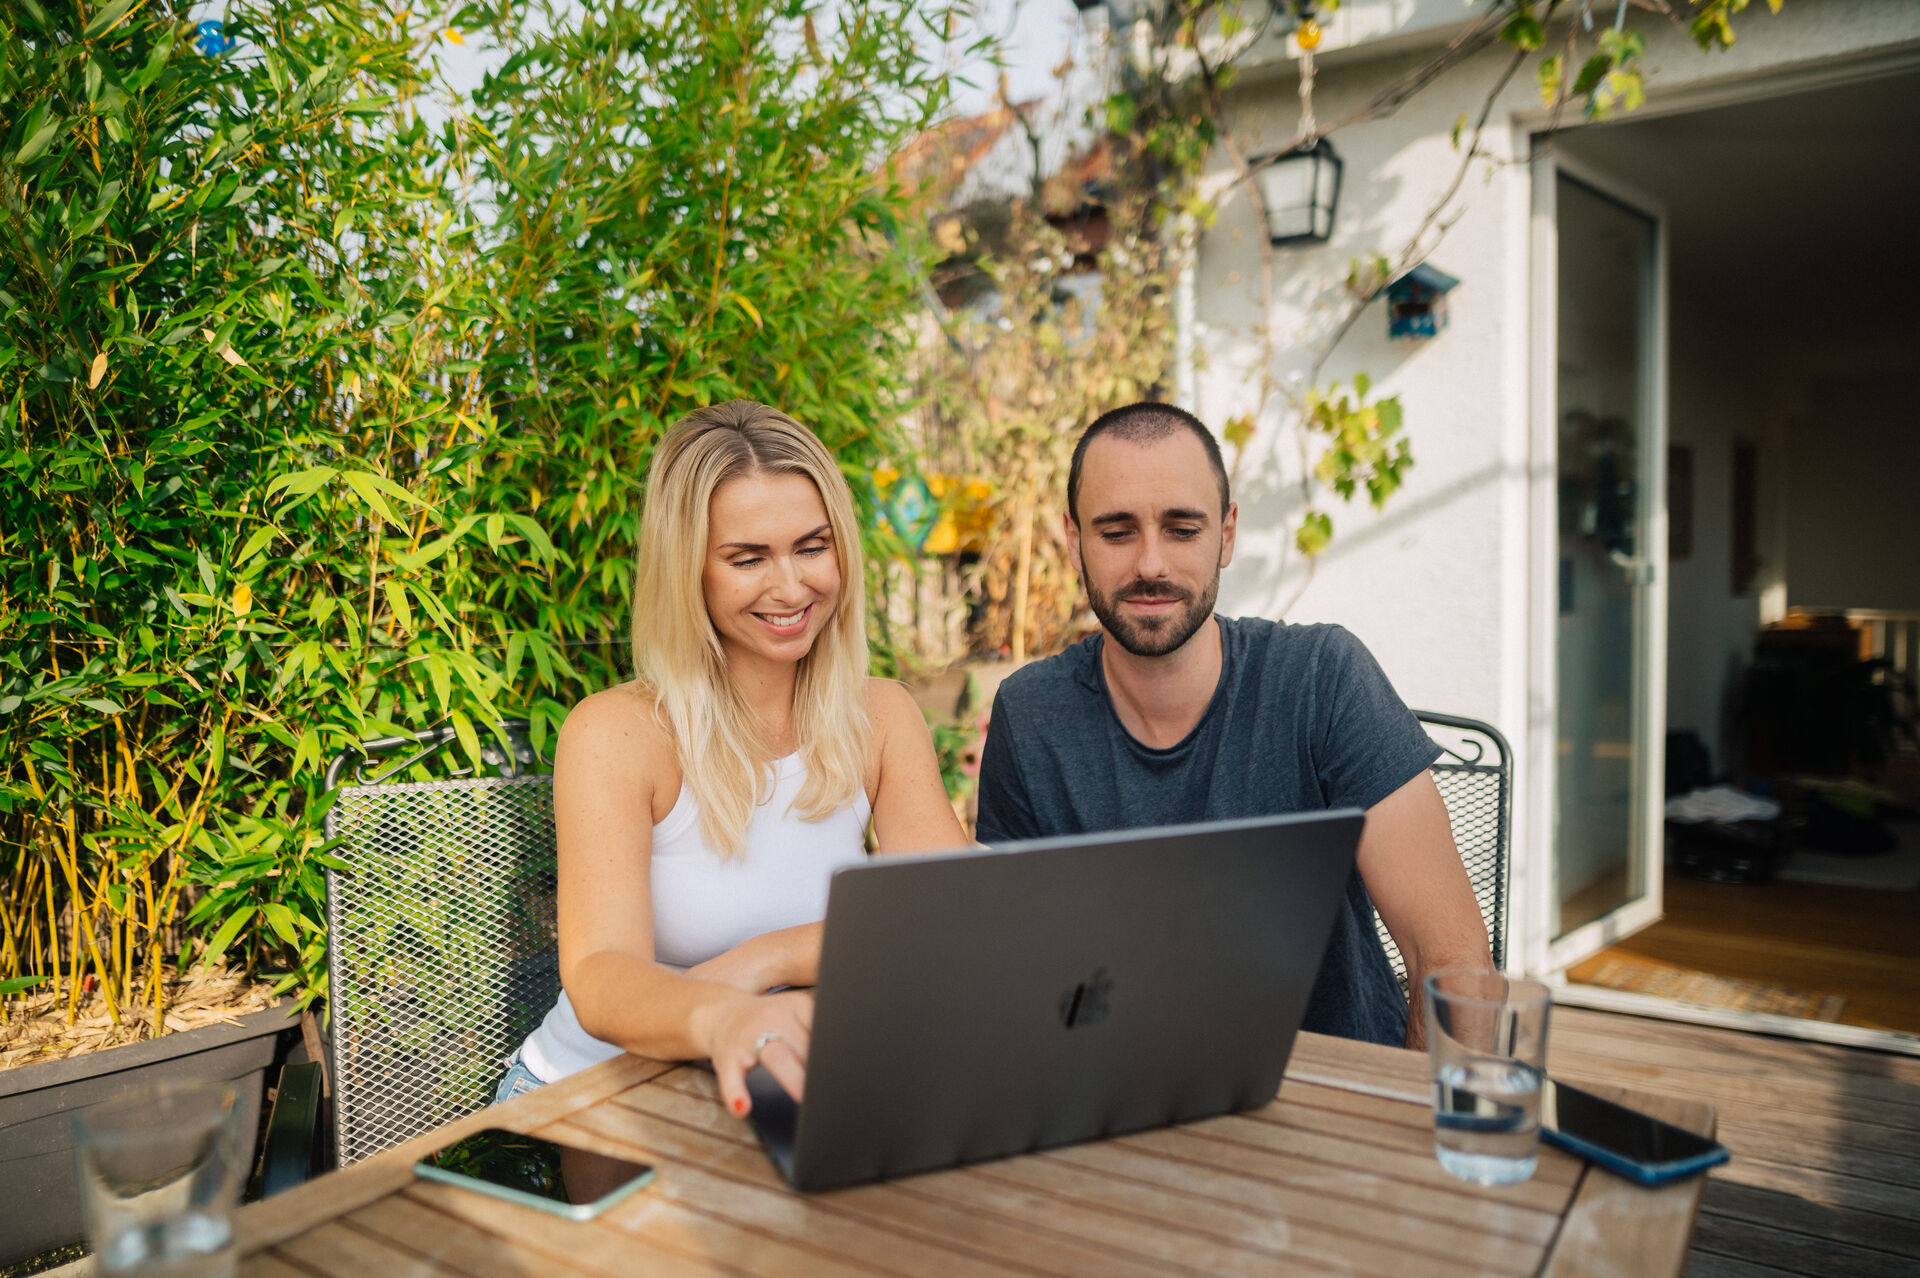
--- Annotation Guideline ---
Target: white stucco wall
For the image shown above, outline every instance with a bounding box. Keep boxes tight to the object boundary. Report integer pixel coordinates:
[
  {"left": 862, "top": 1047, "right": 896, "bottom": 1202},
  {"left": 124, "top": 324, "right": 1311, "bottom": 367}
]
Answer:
[{"left": 1189, "top": 0, "right": 1920, "bottom": 965}]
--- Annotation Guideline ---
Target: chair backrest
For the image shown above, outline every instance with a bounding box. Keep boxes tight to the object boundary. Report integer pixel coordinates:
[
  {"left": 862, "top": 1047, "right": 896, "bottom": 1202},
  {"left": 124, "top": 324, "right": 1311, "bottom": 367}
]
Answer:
[
  {"left": 1372, "top": 711, "right": 1513, "bottom": 991},
  {"left": 324, "top": 726, "right": 559, "bottom": 1164}
]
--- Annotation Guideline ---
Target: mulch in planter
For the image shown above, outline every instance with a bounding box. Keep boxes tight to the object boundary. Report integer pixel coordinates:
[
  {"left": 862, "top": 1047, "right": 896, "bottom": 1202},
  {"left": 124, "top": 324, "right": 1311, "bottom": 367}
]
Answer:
[{"left": 0, "top": 963, "right": 281, "bottom": 1072}]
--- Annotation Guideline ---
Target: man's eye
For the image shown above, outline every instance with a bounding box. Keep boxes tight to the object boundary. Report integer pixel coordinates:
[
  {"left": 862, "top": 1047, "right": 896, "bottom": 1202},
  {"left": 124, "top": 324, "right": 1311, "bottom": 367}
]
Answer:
[
  {"left": 1168, "top": 527, "right": 1201, "bottom": 540},
  {"left": 1101, "top": 530, "right": 1132, "bottom": 542}
]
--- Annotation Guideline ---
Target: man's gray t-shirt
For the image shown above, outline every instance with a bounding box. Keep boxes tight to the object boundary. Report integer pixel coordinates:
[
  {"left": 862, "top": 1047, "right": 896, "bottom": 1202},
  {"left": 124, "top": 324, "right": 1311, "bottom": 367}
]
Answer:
[{"left": 974, "top": 616, "right": 1440, "bottom": 1046}]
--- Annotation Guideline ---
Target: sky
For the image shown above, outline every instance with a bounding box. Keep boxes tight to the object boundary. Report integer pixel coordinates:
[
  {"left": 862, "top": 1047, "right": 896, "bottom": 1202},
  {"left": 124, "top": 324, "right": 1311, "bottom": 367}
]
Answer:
[{"left": 186, "top": 0, "right": 1088, "bottom": 125}]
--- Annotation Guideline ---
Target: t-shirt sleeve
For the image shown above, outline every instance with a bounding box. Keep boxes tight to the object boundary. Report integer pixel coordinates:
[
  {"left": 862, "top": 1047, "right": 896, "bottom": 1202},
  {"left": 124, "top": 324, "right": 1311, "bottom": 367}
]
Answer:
[
  {"left": 1314, "top": 627, "right": 1442, "bottom": 812},
  {"left": 973, "top": 686, "right": 1038, "bottom": 845}
]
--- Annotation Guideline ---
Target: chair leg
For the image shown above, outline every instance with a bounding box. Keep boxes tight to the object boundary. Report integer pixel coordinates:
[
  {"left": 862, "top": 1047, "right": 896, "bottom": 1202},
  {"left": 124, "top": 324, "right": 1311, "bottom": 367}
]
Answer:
[{"left": 257, "top": 1060, "right": 324, "bottom": 1197}]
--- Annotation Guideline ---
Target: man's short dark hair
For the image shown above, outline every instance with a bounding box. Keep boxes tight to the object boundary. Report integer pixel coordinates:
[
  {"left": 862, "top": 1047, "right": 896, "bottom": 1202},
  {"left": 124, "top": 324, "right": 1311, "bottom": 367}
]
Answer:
[{"left": 1067, "top": 402, "right": 1231, "bottom": 525}]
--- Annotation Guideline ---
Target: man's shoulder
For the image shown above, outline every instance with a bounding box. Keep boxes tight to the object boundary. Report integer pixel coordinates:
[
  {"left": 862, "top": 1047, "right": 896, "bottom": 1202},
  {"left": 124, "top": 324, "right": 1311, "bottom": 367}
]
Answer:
[
  {"left": 995, "top": 634, "right": 1101, "bottom": 707},
  {"left": 1221, "top": 615, "right": 1358, "bottom": 672}
]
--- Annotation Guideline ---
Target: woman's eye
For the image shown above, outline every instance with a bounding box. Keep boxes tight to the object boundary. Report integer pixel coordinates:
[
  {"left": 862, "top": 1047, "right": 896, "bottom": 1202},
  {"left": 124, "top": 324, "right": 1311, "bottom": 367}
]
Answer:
[
  {"left": 730, "top": 556, "right": 763, "bottom": 570},
  {"left": 799, "top": 544, "right": 829, "bottom": 557}
]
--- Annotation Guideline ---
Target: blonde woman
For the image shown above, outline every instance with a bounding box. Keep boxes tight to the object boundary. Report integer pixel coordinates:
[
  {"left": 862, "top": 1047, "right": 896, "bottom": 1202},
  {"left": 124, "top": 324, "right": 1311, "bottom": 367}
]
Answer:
[{"left": 498, "top": 401, "right": 965, "bottom": 1117}]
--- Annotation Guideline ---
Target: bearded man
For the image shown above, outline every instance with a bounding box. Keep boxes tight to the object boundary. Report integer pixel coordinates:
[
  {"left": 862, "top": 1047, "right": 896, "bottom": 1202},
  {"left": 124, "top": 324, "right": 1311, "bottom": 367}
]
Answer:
[{"left": 974, "top": 402, "right": 1492, "bottom": 1048}]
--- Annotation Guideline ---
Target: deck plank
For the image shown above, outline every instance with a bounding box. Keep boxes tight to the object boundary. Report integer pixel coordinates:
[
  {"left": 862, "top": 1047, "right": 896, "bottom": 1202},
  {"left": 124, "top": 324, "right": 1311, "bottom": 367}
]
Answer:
[{"left": 1552, "top": 1007, "right": 1920, "bottom": 1278}]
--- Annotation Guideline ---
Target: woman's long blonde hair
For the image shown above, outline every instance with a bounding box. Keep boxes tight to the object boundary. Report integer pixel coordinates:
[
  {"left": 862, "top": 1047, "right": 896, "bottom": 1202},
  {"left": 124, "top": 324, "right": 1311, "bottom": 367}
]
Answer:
[{"left": 632, "top": 400, "right": 869, "bottom": 857}]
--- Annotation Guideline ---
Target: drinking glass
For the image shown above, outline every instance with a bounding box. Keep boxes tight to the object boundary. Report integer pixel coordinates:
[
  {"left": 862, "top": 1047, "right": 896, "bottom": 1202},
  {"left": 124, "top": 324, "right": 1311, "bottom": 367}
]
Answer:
[
  {"left": 74, "top": 1079, "right": 247, "bottom": 1278},
  {"left": 1424, "top": 968, "right": 1552, "bottom": 1185}
]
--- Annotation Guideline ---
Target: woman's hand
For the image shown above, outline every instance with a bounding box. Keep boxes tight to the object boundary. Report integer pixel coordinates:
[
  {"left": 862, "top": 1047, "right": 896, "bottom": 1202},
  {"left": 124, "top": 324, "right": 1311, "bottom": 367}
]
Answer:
[{"left": 698, "top": 988, "right": 814, "bottom": 1119}]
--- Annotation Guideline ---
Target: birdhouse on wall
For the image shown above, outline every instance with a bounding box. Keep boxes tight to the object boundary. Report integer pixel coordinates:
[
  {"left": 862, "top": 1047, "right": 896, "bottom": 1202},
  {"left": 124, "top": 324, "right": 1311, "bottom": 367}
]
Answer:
[{"left": 1385, "top": 263, "right": 1459, "bottom": 340}]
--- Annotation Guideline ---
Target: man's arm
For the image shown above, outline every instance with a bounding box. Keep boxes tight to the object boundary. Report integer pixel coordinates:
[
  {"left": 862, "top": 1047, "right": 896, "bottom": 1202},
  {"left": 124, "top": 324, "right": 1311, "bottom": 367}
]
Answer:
[
  {"left": 1355, "top": 770, "right": 1494, "bottom": 1050},
  {"left": 972, "top": 689, "right": 1038, "bottom": 845}
]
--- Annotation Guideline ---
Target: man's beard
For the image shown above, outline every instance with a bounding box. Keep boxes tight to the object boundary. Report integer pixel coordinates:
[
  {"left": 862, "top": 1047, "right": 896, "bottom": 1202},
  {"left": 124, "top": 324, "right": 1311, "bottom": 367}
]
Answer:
[{"left": 1084, "top": 564, "right": 1220, "bottom": 658}]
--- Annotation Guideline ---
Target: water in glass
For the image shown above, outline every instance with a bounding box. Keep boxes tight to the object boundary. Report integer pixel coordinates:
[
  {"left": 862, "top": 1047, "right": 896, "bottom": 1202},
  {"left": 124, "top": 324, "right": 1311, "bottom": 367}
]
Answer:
[
  {"left": 1433, "top": 1056, "right": 1542, "bottom": 1184},
  {"left": 98, "top": 1210, "right": 235, "bottom": 1278}
]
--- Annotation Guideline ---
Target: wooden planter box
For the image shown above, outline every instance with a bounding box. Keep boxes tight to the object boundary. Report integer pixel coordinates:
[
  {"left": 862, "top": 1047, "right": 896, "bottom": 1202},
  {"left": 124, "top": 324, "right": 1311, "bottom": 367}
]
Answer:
[{"left": 0, "top": 1005, "right": 301, "bottom": 1266}]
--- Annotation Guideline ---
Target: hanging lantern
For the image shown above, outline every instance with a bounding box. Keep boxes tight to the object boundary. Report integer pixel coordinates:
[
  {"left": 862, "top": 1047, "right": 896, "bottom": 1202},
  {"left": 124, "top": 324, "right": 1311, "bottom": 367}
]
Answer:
[{"left": 1250, "top": 139, "right": 1343, "bottom": 245}]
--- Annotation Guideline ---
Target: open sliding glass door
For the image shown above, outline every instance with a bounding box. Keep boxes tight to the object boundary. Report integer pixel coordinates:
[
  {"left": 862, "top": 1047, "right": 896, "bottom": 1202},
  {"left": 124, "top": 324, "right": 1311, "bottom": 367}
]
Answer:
[{"left": 1528, "top": 148, "right": 1668, "bottom": 973}]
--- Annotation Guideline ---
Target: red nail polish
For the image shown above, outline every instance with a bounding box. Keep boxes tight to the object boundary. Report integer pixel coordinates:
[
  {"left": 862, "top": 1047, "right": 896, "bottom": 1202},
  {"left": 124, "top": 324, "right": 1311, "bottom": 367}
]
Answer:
[{"left": 732, "top": 1097, "right": 747, "bottom": 1116}]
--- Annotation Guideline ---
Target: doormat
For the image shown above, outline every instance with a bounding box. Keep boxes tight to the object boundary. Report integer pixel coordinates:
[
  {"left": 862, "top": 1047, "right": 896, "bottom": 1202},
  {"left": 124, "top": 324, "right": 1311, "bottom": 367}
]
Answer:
[{"left": 1577, "top": 956, "right": 1847, "bottom": 1022}]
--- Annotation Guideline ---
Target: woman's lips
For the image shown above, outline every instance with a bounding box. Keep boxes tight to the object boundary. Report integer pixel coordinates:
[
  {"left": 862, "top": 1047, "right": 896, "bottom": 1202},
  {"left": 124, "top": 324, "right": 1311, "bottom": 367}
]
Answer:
[{"left": 754, "top": 604, "right": 812, "bottom": 636}]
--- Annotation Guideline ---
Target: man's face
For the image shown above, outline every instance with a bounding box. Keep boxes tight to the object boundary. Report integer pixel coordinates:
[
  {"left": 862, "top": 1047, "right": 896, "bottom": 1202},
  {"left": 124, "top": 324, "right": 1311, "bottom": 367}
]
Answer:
[{"left": 1067, "top": 430, "right": 1237, "bottom": 658}]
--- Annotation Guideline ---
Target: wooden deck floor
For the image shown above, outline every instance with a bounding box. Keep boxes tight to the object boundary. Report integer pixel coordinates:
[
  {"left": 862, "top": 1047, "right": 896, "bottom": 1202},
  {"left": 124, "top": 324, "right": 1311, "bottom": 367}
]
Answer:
[
  {"left": 1549, "top": 1005, "right": 1920, "bottom": 1277},
  {"left": 1571, "top": 865, "right": 1920, "bottom": 1035}
]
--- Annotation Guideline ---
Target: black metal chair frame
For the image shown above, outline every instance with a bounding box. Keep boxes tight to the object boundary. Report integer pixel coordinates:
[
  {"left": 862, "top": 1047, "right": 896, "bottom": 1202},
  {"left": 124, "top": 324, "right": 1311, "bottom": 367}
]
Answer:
[
  {"left": 260, "top": 721, "right": 558, "bottom": 1183},
  {"left": 1372, "top": 710, "right": 1514, "bottom": 991}
]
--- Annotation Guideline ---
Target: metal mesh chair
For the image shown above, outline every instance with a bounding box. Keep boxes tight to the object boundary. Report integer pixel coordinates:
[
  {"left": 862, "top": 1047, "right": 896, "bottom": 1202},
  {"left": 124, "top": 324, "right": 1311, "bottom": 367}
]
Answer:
[
  {"left": 1373, "top": 711, "right": 1513, "bottom": 989},
  {"left": 324, "top": 724, "right": 559, "bottom": 1165}
]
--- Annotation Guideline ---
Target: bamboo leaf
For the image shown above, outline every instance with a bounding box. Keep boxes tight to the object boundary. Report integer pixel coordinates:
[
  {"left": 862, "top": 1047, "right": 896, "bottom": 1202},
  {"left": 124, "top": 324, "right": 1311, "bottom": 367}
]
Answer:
[
  {"left": 82, "top": 0, "right": 136, "bottom": 39},
  {"left": 235, "top": 523, "right": 280, "bottom": 564},
  {"left": 262, "top": 902, "right": 300, "bottom": 945},
  {"left": 13, "top": 116, "right": 62, "bottom": 166},
  {"left": 450, "top": 709, "right": 481, "bottom": 770},
  {"left": 383, "top": 579, "right": 413, "bottom": 632},
  {"left": 201, "top": 905, "right": 256, "bottom": 962},
  {"left": 342, "top": 470, "right": 404, "bottom": 527}
]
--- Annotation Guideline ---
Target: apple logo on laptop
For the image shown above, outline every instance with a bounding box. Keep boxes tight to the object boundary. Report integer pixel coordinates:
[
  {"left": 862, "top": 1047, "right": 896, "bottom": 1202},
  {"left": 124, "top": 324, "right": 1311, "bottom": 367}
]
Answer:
[{"left": 1058, "top": 967, "right": 1112, "bottom": 1029}]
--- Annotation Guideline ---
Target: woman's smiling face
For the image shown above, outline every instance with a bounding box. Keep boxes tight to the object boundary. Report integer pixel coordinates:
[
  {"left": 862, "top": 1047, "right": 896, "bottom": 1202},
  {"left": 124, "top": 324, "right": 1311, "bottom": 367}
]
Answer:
[{"left": 701, "top": 469, "right": 841, "bottom": 673}]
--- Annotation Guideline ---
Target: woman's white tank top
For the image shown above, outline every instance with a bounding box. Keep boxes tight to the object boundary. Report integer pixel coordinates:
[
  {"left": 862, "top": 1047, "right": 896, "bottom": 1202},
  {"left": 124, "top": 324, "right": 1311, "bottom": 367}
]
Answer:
[{"left": 519, "top": 752, "right": 870, "bottom": 1083}]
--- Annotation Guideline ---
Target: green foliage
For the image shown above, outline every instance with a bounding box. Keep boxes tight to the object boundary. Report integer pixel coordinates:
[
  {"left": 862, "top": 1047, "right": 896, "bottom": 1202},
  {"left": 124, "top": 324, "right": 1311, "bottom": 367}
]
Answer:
[
  {"left": 1297, "top": 374, "right": 1411, "bottom": 558},
  {"left": 1689, "top": 0, "right": 1784, "bottom": 51},
  {"left": 1, "top": 0, "right": 946, "bottom": 1019}
]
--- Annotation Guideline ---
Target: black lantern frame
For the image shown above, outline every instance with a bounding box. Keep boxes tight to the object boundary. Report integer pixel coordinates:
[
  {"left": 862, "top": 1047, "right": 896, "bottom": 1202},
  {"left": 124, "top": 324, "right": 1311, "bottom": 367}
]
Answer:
[{"left": 1250, "top": 138, "right": 1344, "bottom": 245}]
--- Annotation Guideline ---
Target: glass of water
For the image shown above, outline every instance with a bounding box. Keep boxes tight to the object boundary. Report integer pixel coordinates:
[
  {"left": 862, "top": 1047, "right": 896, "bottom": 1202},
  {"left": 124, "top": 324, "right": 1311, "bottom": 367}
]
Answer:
[
  {"left": 74, "top": 1079, "right": 247, "bottom": 1278},
  {"left": 1423, "top": 968, "right": 1552, "bottom": 1185}
]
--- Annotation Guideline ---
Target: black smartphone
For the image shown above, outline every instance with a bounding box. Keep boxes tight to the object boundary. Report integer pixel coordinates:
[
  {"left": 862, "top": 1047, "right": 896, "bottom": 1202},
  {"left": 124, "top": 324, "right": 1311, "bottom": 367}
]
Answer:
[
  {"left": 415, "top": 1127, "right": 656, "bottom": 1220},
  {"left": 1540, "top": 1078, "right": 1729, "bottom": 1185}
]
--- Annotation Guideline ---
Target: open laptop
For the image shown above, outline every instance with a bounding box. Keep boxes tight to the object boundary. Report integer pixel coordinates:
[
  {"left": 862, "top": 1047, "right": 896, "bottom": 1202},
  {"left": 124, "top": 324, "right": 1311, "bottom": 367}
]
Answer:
[{"left": 744, "top": 809, "right": 1366, "bottom": 1190}]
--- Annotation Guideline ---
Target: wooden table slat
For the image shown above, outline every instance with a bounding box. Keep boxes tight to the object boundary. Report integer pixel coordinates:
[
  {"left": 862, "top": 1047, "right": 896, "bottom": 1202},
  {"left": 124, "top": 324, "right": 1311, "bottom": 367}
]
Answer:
[
  {"left": 240, "top": 1252, "right": 322, "bottom": 1278},
  {"left": 407, "top": 1178, "right": 732, "bottom": 1278},
  {"left": 349, "top": 1194, "right": 603, "bottom": 1278},
  {"left": 233, "top": 1053, "right": 673, "bottom": 1257},
  {"left": 963, "top": 1154, "right": 1538, "bottom": 1278},
  {"left": 553, "top": 1106, "right": 1040, "bottom": 1277},
  {"left": 273, "top": 1218, "right": 464, "bottom": 1277},
  {"left": 1044, "top": 1123, "right": 1565, "bottom": 1248}
]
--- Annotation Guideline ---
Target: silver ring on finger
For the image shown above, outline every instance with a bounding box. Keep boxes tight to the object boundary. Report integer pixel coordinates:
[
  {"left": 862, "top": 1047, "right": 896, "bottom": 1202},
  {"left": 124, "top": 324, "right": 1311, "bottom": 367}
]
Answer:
[{"left": 753, "top": 1031, "right": 782, "bottom": 1058}]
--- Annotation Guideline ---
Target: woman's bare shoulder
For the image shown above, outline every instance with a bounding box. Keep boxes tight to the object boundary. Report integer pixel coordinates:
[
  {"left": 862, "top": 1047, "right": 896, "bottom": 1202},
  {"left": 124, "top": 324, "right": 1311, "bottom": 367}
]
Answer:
[
  {"left": 864, "top": 676, "right": 924, "bottom": 735},
  {"left": 558, "top": 683, "right": 674, "bottom": 769}
]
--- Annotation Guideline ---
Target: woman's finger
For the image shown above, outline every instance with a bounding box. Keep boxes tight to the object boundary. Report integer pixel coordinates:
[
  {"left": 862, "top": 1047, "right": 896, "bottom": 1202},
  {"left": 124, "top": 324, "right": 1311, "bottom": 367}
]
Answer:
[
  {"left": 761, "top": 1036, "right": 807, "bottom": 1102},
  {"left": 714, "top": 1050, "right": 751, "bottom": 1118}
]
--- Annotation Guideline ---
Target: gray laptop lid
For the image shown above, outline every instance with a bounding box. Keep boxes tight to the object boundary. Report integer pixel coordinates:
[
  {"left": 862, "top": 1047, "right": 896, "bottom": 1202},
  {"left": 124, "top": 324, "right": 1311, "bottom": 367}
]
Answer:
[{"left": 752, "top": 809, "right": 1365, "bottom": 1191}]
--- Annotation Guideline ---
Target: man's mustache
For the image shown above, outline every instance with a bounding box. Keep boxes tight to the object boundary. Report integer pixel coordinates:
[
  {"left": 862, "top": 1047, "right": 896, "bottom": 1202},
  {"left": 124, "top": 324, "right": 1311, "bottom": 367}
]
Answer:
[{"left": 1116, "top": 581, "right": 1190, "bottom": 602}]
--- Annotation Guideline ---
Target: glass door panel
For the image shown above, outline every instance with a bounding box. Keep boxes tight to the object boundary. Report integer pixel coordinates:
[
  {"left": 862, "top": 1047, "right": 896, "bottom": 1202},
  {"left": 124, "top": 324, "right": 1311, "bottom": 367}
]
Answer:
[{"left": 1551, "top": 172, "right": 1661, "bottom": 943}]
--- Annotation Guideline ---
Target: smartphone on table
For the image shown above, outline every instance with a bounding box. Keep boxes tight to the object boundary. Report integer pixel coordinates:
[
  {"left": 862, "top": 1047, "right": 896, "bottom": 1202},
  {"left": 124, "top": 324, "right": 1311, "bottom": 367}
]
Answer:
[
  {"left": 1540, "top": 1078, "right": 1729, "bottom": 1185},
  {"left": 415, "top": 1127, "right": 656, "bottom": 1220}
]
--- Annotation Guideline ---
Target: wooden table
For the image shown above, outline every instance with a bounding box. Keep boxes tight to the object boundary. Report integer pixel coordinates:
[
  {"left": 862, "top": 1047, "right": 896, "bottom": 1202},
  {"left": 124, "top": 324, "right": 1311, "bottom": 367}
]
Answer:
[{"left": 235, "top": 1033, "right": 1716, "bottom": 1277}]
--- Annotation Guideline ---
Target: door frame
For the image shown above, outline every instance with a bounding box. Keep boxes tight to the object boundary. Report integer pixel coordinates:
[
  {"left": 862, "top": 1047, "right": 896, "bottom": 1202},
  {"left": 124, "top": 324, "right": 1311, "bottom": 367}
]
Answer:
[{"left": 1522, "top": 144, "right": 1671, "bottom": 976}]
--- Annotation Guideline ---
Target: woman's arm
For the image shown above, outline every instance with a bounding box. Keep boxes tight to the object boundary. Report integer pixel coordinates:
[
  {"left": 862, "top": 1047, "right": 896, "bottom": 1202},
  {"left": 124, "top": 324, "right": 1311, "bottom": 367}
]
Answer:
[
  {"left": 867, "top": 677, "right": 970, "bottom": 855},
  {"left": 554, "top": 688, "right": 809, "bottom": 1113}
]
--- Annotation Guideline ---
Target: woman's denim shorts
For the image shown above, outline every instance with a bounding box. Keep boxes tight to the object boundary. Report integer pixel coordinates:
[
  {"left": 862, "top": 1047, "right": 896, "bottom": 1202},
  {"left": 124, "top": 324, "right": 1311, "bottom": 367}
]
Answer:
[{"left": 491, "top": 1049, "right": 547, "bottom": 1105}]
